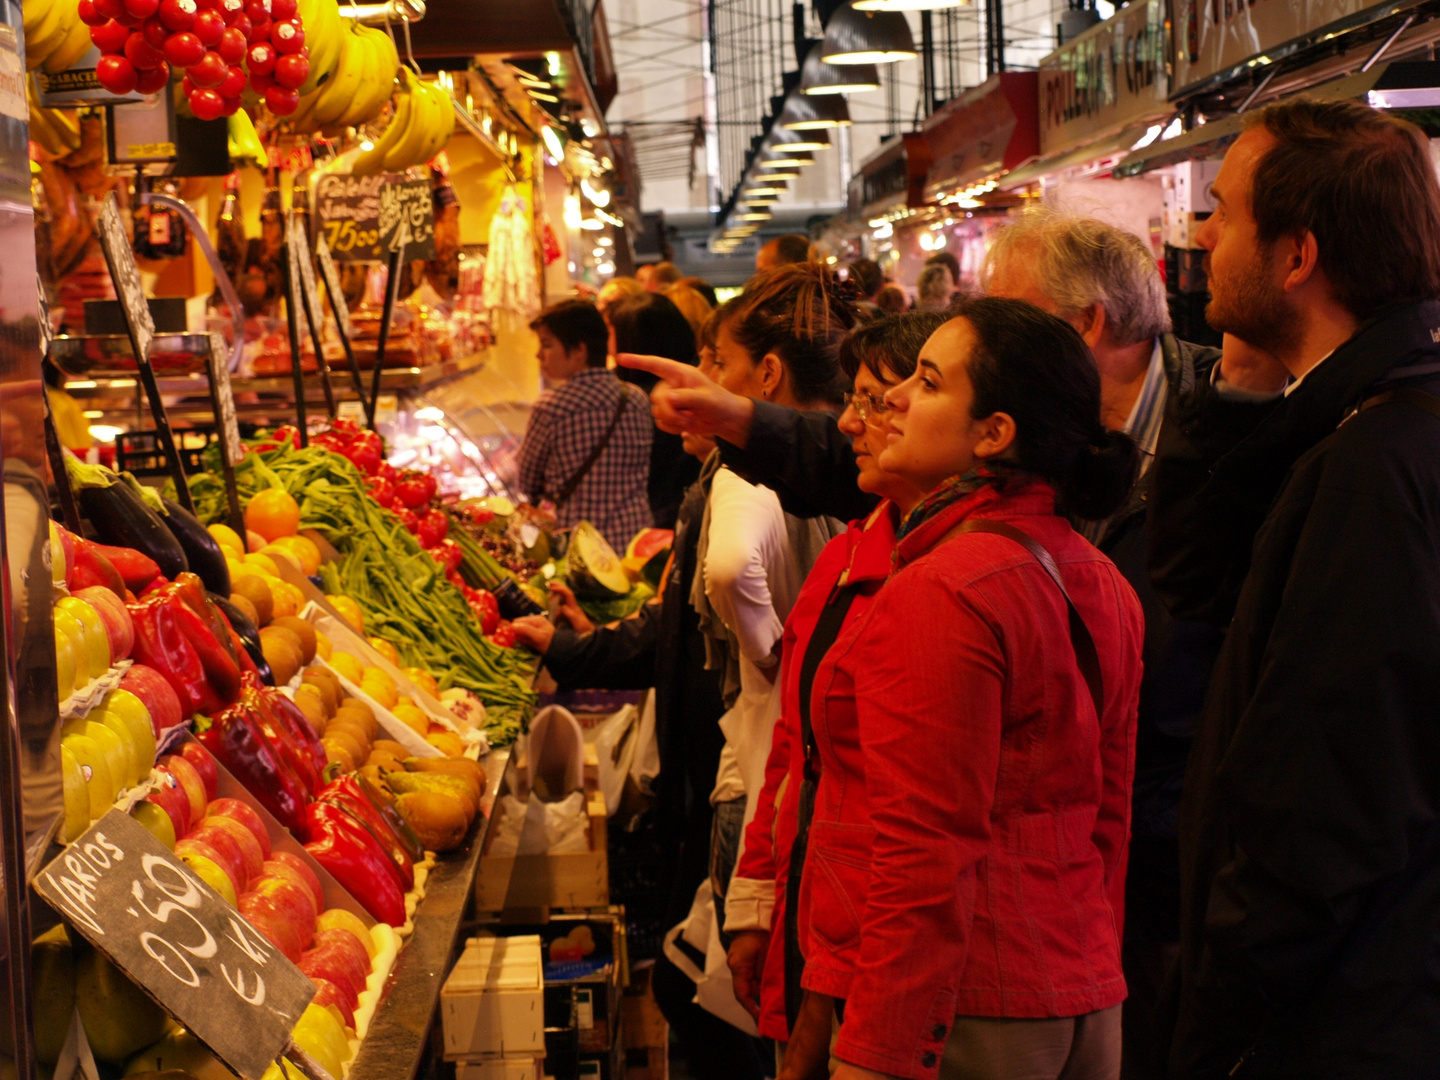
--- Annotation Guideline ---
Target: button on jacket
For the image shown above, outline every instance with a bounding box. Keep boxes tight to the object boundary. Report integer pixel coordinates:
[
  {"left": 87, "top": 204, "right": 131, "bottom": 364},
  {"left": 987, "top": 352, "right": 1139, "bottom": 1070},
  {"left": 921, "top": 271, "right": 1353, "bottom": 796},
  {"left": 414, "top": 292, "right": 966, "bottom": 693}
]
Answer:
[{"left": 799, "top": 481, "right": 1144, "bottom": 1079}]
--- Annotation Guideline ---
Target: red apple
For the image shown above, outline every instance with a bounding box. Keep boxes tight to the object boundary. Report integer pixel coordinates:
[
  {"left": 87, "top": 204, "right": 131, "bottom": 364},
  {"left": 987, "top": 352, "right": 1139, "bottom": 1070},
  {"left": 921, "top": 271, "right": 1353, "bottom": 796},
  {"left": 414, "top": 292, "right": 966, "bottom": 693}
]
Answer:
[
  {"left": 178, "top": 741, "right": 218, "bottom": 801},
  {"left": 121, "top": 665, "right": 183, "bottom": 732},
  {"left": 311, "top": 928, "right": 370, "bottom": 981},
  {"left": 145, "top": 779, "right": 190, "bottom": 838},
  {"left": 251, "top": 872, "right": 317, "bottom": 932},
  {"left": 184, "top": 826, "right": 248, "bottom": 895},
  {"left": 157, "top": 756, "right": 206, "bottom": 824},
  {"left": 208, "top": 797, "right": 269, "bottom": 854},
  {"left": 238, "top": 892, "right": 305, "bottom": 961},
  {"left": 200, "top": 815, "right": 264, "bottom": 883},
  {"left": 267, "top": 850, "right": 323, "bottom": 909},
  {"left": 298, "top": 951, "right": 359, "bottom": 1007},
  {"left": 308, "top": 978, "right": 354, "bottom": 1028},
  {"left": 176, "top": 836, "right": 243, "bottom": 898}
]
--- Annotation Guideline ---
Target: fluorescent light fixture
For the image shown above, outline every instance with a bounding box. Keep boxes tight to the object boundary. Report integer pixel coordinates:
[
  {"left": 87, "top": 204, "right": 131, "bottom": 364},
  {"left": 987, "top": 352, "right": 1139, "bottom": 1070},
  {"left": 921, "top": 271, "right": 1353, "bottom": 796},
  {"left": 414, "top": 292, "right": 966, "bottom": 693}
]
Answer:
[
  {"left": 739, "top": 212, "right": 773, "bottom": 221},
  {"left": 414, "top": 406, "right": 446, "bottom": 421},
  {"left": 581, "top": 177, "right": 610, "bottom": 206},
  {"left": 597, "top": 261, "right": 615, "bottom": 275},
  {"left": 743, "top": 186, "right": 786, "bottom": 196},
  {"left": 541, "top": 125, "right": 565, "bottom": 160},
  {"left": 596, "top": 208, "right": 625, "bottom": 227},
  {"left": 89, "top": 425, "right": 123, "bottom": 442},
  {"left": 821, "top": 2, "right": 917, "bottom": 64},
  {"left": 799, "top": 41, "right": 880, "bottom": 94},
  {"left": 854, "top": 0, "right": 964, "bottom": 8},
  {"left": 580, "top": 218, "right": 604, "bottom": 230},
  {"left": 546, "top": 51, "right": 561, "bottom": 75}
]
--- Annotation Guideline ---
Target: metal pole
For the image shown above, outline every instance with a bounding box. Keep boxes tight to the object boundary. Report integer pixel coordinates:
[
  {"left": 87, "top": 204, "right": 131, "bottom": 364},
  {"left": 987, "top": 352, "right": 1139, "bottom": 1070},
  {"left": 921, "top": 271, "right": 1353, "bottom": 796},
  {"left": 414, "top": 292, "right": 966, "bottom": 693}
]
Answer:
[{"left": 921, "top": 10, "right": 936, "bottom": 115}]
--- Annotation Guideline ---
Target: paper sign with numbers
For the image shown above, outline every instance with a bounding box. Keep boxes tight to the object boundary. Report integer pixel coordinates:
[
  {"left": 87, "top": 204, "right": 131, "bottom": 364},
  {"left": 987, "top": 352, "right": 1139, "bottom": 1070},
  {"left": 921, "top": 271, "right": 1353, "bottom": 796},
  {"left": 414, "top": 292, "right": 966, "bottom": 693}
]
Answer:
[{"left": 35, "top": 810, "right": 316, "bottom": 1080}]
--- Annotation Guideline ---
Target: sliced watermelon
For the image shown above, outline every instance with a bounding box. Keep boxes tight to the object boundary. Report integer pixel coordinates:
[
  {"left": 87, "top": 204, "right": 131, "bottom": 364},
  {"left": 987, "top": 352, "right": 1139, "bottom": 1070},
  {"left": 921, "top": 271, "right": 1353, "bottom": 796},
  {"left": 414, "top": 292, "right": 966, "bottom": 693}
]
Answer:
[{"left": 625, "top": 528, "right": 674, "bottom": 562}]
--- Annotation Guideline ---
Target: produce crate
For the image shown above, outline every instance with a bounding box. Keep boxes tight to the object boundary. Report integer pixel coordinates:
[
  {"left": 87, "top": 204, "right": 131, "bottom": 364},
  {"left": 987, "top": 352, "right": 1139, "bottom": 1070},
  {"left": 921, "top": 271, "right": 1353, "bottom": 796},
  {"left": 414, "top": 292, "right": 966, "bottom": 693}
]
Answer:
[
  {"left": 440, "top": 935, "right": 545, "bottom": 1060},
  {"left": 475, "top": 746, "right": 608, "bottom": 915},
  {"left": 621, "top": 964, "right": 669, "bottom": 1080},
  {"left": 453, "top": 1058, "right": 545, "bottom": 1080}
]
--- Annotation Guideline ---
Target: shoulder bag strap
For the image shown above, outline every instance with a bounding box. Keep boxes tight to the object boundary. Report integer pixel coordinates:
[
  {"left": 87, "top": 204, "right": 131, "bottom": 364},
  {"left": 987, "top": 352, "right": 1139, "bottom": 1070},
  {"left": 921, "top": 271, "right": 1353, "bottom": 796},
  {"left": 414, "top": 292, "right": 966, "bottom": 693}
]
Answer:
[
  {"left": 550, "top": 389, "right": 629, "bottom": 507},
  {"left": 784, "top": 578, "right": 861, "bottom": 1029},
  {"left": 1357, "top": 385, "right": 1440, "bottom": 423},
  {"left": 943, "top": 519, "right": 1105, "bottom": 720}
]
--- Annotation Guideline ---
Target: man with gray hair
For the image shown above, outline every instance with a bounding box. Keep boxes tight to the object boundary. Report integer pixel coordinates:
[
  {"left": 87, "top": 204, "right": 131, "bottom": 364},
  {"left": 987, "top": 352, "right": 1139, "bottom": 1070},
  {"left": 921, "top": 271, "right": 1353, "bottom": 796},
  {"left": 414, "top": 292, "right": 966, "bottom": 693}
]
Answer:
[{"left": 986, "top": 209, "right": 1224, "bottom": 1080}]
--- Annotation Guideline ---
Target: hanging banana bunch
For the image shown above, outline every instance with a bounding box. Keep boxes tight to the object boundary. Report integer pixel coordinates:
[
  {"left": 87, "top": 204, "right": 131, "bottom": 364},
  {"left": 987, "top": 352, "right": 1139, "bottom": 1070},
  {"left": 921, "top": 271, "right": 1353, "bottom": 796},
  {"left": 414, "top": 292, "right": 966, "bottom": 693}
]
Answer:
[
  {"left": 23, "top": 0, "right": 92, "bottom": 74},
  {"left": 287, "top": 12, "right": 399, "bottom": 135},
  {"left": 351, "top": 66, "right": 453, "bottom": 176}
]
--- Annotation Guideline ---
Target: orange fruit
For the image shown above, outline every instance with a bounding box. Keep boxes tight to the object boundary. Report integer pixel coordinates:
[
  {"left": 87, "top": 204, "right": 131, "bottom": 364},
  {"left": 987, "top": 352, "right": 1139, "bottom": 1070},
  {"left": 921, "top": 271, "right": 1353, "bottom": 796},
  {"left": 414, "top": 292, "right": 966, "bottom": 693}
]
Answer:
[
  {"left": 246, "top": 488, "right": 301, "bottom": 542},
  {"left": 326, "top": 595, "right": 363, "bottom": 634},
  {"left": 275, "top": 535, "right": 322, "bottom": 575},
  {"left": 209, "top": 524, "right": 244, "bottom": 555},
  {"left": 402, "top": 667, "right": 437, "bottom": 697},
  {"left": 368, "top": 638, "right": 400, "bottom": 665},
  {"left": 270, "top": 580, "right": 303, "bottom": 619},
  {"left": 426, "top": 731, "right": 464, "bottom": 757}
]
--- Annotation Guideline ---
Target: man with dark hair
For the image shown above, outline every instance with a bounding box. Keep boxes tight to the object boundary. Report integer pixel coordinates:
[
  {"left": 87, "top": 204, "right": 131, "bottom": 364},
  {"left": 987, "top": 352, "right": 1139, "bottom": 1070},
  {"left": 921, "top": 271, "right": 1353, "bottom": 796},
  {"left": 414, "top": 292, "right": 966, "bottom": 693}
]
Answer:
[
  {"left": 1151, "top": 97, "right": 1440, "bottom": 1078},
  {"left": 924, "top": 249, "right": 961, "bottom": 290},
  {"left": 847, "top": 257, "right": 883, "bottom": 301},
  {"left": 519, "top": 299, "right": 652, "bottom": 546},
  {"left": 755, "top": 234, "right": 811, "bottom": 272}
]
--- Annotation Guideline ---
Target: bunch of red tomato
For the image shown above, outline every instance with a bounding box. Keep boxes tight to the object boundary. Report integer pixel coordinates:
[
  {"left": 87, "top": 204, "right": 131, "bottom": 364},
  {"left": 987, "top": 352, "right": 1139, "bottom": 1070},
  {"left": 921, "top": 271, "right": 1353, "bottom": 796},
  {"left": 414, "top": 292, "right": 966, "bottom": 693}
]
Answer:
[{"left": 82, "top": 0, "right": 308, "bottom": 117}]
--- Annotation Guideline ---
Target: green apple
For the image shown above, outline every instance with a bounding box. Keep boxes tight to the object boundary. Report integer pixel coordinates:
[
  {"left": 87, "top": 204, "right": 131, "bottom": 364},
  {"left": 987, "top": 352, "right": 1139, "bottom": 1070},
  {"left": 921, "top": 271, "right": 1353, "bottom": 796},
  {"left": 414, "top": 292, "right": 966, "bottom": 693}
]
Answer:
[
  {"left": 98, "top": 691, "right": 156, "bottom": 770},
  {"left": 56, "top": 598, "right": 111, "bottom": 682},
  {"left": 60, "top": 733, "right": 116, "bottom": 820},
  {"left": 60, "top": 744, "right": 91, "bottom": 842},
  {"left": 130, "top": 801, "right": 176, "bottom": 850},
  {"left": 178, "top": 852, "right": 237, "bottom": 907},
  {"left": 53, "top": 609, "right": 91, "bottom": 689},
  {"left": 74, "top": 946, "right": 168, "bottom": 1065},
  {"left": 31, "top": 924, "right": 74, "bottom": 1065}
]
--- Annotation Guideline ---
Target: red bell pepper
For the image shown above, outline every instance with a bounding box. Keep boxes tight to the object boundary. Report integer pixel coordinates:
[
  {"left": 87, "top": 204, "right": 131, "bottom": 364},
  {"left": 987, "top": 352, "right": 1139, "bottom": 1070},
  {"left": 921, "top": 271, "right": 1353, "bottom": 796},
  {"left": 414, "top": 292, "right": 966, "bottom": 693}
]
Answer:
[
  {"left": 303, "top": 802, "right": 406, "bottom": 926},
  {"left": 129, "top": 580, "right": 241, "bottom": 716},
  {"left": 258, "top": 685, "right": 325, "bottom": 794},
  {"left": 317, "top": 775, "right": 418, "bottom": 887},
  {"left": 309, "top": 797, "right": 408, "bottom": 894},
  {"left": 88, "top": 541, "right": 161, "bottom": 592},
  {"left": 199, "top": 684, "right": 310, "bottom": 833},
  {"left": 244, "top": 678, "right": 321, "bottom": 795},
  {"left": 66, "top": 532, "right": 127, "bottom": 598}
]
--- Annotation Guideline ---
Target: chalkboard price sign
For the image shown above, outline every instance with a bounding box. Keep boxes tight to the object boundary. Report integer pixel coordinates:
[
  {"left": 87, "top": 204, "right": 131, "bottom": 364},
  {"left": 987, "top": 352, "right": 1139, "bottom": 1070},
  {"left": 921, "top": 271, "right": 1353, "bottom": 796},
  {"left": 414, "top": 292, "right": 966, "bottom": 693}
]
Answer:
[
  {"left": 35, "top": 810, "right": 317, "bottom": 1080},
  {"left": 377, "top": 178, "right": 435, "bottom": 260}
]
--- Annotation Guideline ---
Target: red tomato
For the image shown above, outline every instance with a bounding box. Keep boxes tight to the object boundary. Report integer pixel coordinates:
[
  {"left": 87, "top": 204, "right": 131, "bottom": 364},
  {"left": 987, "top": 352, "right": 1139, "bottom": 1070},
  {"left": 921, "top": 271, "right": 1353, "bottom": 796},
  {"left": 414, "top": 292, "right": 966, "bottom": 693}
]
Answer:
[
  {"left": 264, "top": 84, "right": 298, "bottom": 113},
  {"left": 247, "top": 69, "right": 272, "bottom": 91},
  {"left": 269, "top": 17, "right": 302, "bottom": 51},
  {"left": 161, "top": 29, "right": 204, "bottom": 66},
  {"left": 243, "top": 0, "right": 268, "bottom": 19},
  {"left": 245, "top": 39, "right": 275, "bottom": 73},
  {"left": 192, "top": 8, "right": 224, "bottom": 44},
  {"left": 377, "top": 461, "right": 398, "bottom": 483},
  {"left": 186, "top": 48, "right": 228, "bottom": 87},
  {"left": 393, "top": 507, "right": 419, "bottom": 534},
  {"left": 217, "top": 26, "right": 245, "bottom": 62},
  {"left": 242, "top": 14, "right": 266, "bottom": 40},
  {"left": 123, "top": 31, "right": 165, "bottom": 69},
  {"left": 78, "top": 0, "right": 107, "bottom": 25},
  {"left": 415, "top": 509, "right": 448, "bottom": 549},
  {"left": 140, "top": 16, "right": 169, "bottom": 47},
  {"left": 219, "top": 0, "right": 243, "bottom": 21},
  {"left": 123, "top": 0, "right": 159, "bottom": 18},
  {"left": 272, "top": 51, "right": 307, "bottom": 89},
  {"left": 217, "top": 63, "right": 245, "bottom": 97},
  {"left": 268, "top": 0, "right": 294, "bottom": 17},
  {"left": 96, "top": 53, "right": 139, "bottom": 92},
  {"left": 487, "top": 622, "right": 517, "bottom": 648},
  {"left": 92, "top": 0, "right": 127, "bottom": 19},
  {"left": 343, "top": 431, "right": 382, "bottom": 475},
  {"left": 467, "top": 589, "right": 500, "bottom": 635},
  {"left": 230, "top": 12, "right": 250, "bottom": 36},
  {"left": 365, "top": 475, "right": 396, "bottom": 507},
  {"left": 134, "top": 61, "right": 170, "bottom": 92},
  {"left": 393, "top": 473, "right": 431, "bottom": 510},
  {"left": 220, "top": 94, "right": 241, "bottom": 115},
  {"left": 157, "top": 0, "right": 194, "bottom": 25},
  {"left": 91, "top": 18, "right": 131, "bottom": 52},
  {"left": 188, "top": 86, "right": 225, "bottom": 119}
]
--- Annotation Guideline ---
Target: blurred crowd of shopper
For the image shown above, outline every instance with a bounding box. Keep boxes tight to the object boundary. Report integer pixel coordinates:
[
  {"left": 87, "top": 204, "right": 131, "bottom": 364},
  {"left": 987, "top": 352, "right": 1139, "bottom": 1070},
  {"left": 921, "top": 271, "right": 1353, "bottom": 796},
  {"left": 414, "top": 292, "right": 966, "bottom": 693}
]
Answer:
[{"left": 509, "top": 95, "right": 1440, "bottom": 1080}]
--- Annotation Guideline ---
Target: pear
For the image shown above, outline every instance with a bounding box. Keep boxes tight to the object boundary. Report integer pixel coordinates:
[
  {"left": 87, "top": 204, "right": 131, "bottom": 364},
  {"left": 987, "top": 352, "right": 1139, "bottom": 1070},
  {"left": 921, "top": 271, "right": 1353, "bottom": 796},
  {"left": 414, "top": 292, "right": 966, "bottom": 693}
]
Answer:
[
  {"left": 384, "top": 771, "right": 477, "bottom": 819},
  {"left": 123, "top": 1028, "right": 238, "bottom": 1080},
  {"left": 394, "top": 792, "right": 469, "bottom": 852},
  {"left": 402, "top": 756, "right": 484, "bottom": 791},
  {"left": 31, "top": 925, "right": 74, "bottom": 1065},
  {"left": 74, "top": 945, "right": 168, "bottom": 1064}
]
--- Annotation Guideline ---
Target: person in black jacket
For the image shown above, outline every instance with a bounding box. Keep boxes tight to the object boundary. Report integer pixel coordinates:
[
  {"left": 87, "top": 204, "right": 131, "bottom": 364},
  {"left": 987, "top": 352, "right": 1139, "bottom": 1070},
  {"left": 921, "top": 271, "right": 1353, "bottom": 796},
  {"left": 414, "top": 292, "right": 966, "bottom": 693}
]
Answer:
[{"left": 1147, "top": 98, "right": 1440, "bottom": 1079}]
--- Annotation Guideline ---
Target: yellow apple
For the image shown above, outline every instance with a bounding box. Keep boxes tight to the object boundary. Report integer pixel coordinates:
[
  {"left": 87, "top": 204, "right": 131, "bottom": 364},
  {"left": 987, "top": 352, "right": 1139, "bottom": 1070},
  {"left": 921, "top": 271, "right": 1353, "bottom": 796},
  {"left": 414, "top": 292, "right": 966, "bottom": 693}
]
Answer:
[
  {"left": 59, "top": 733, "right": 115, "bottom": 819},
  {"left": 56, "top": 598, "right": 111, "bottom": 681},
  {"left": 59, "top": 744, "right": 90, "bottom": 841}
]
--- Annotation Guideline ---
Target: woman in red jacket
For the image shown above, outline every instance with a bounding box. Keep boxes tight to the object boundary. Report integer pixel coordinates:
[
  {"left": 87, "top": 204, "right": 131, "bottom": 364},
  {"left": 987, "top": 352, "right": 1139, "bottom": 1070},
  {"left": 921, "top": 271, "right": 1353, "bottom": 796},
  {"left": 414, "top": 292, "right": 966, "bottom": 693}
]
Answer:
[
  {"left": 723, "top": 312, "right": 947, "bottom": 1046},
  {"left": 804, "top": 298, "right": 1145, "bottom": 1080}
]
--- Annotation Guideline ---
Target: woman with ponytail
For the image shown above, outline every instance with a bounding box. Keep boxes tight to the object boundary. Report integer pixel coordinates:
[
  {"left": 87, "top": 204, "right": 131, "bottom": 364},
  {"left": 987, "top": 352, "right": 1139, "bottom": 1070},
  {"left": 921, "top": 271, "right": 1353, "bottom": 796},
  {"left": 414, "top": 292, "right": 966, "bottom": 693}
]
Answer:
[{"left": 788, "top": 298, "right": 1145, "bottom": 1080}]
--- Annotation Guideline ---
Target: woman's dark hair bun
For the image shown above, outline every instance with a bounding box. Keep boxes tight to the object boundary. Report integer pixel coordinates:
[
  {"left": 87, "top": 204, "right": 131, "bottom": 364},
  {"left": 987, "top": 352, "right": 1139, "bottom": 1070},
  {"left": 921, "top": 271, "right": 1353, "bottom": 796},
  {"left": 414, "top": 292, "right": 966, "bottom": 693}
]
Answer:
[{"left": 1065, "top": 428, "right": 1140, "bottom": 521}]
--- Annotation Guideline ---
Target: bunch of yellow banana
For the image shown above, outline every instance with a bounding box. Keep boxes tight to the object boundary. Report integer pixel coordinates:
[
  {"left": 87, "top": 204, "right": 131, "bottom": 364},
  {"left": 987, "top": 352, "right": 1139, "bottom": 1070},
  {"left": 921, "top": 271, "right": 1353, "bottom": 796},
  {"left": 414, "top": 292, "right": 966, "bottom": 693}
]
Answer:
[
  {"left": 23, "top": 0, "right": 92, "bottom": 75},
  {"left": 28, "top": 83, "right": 80, "bottom": 156},
  {"left": 227, "top": 107, "right": 265, "bottom": 164},
  {"left": 288, "top": 19, "right": 398, "bottom": 134},
  {"left": 351, "top": 67, "right": 453, "bottom": 176}
]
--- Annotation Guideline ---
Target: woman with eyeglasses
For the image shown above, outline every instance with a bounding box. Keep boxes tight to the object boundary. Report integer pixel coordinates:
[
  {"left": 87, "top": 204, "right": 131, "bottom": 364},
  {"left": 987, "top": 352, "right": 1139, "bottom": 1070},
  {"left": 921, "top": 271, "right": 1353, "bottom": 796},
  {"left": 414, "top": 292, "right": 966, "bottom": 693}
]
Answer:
[{"left": 721, "top": 312, "right": 947, "bottom": 1060}]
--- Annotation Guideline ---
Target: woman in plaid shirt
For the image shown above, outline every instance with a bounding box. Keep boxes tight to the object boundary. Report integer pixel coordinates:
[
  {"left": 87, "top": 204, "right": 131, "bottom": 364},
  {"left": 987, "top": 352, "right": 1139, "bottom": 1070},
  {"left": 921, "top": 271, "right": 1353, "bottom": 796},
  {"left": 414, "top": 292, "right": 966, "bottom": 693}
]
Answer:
[{"left": 518, "top": 299, "right": 653, "bottom": 548}]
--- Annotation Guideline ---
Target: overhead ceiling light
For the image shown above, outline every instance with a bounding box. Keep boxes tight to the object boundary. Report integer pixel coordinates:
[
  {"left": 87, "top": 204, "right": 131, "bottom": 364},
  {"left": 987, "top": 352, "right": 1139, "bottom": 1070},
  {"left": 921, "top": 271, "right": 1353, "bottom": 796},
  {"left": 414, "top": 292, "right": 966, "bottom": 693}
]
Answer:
[
  {"left": 798, "top": 41, "right": 879, "bottom": 94},
  {"left": 854, "top": 0, "right": 963, "bottom": 7},
  {"left": 739, "top": 212, "right": 773, "bottom": 221},
  {"left": 743, "top": 186, "right": 786, "bottom": 197},
  {"left": 755, "top": 170, "right": 800, "bottom": 181},
  {"left": 581, "top": 177, "right": 610, "bottom": 206},
  {"left": 759, "top": 154, "right": 811, "bottom": 169},
  {"left": 780, "top": 92, "right": 851, "bottom": 129},
  {"left": 770, "top": 127, "right": 831, "bottom": 152},
  {"left": 821, "top": 1, "right": 917, "bottom": 64}
]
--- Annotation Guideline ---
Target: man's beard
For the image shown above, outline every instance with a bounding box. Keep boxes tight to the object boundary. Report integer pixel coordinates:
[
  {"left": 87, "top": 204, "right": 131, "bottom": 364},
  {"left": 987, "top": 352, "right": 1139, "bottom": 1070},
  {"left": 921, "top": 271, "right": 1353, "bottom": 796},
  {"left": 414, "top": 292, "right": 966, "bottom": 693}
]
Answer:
[{"left": 1204, "top": 249, "right": 1301, "bottom": 359}]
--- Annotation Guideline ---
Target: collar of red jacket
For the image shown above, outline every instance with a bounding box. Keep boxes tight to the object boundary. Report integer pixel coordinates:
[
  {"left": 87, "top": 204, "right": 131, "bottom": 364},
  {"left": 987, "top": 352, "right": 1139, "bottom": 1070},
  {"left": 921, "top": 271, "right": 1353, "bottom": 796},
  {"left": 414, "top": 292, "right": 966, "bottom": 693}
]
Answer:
[
  {"left": 838, "top": 500, "right": 901, "bottom": 587},
  {"left": 892, "top": 478, "right": 1057, "bottom": 570}
]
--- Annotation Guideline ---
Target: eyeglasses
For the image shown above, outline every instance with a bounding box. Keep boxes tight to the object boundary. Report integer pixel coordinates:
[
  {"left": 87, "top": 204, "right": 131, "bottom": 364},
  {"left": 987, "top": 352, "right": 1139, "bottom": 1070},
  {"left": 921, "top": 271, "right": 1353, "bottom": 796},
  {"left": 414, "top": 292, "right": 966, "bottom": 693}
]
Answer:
[{"left": 843, "top": 389, "right": 891, "bottom": 423}]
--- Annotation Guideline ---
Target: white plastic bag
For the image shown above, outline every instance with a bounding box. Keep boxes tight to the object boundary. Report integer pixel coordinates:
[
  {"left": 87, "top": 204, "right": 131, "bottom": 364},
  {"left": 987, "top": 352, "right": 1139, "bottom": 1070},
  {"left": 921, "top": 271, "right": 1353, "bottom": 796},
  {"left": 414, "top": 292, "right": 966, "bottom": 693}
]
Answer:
[{"left": 662, "top": 880, "right": 760, "bottom": 1037}]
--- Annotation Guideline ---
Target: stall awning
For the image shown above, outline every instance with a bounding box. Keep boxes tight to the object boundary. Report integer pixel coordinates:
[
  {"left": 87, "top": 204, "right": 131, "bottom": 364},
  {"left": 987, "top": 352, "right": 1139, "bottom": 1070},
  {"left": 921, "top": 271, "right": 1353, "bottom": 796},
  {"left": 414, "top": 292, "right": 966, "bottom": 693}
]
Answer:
[
  {"left": 1115, "top": 60, "right": 1440, "bottom": 177},
  {"left": 921, "top": 73, "right": 1038, "bottom": 202},
  {"left": 1000, "top": 119, "right": 1167, "bottom": 189}
]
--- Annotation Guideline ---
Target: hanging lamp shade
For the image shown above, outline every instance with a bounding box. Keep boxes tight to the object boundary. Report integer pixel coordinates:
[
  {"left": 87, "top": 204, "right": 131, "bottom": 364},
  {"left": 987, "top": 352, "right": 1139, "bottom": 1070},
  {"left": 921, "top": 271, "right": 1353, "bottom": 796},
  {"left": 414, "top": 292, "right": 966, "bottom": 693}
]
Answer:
[
  {"left": 769, "top": 127, "right": 831, "bottom": 153},
  {"left": 799, "top": 41, "right": 880, "bottom": 94},
  {"left": 854, "top": 0, "right": 964, "bottom": 10},
  {"left": 821, "top": 1, "right": 917, "bottom": 64},
  {"left": 781, "top": 91, "right": 851, "bottom": 130},
  {"left": 759, "top": 146, "right": 815, "bottom": 168}
]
